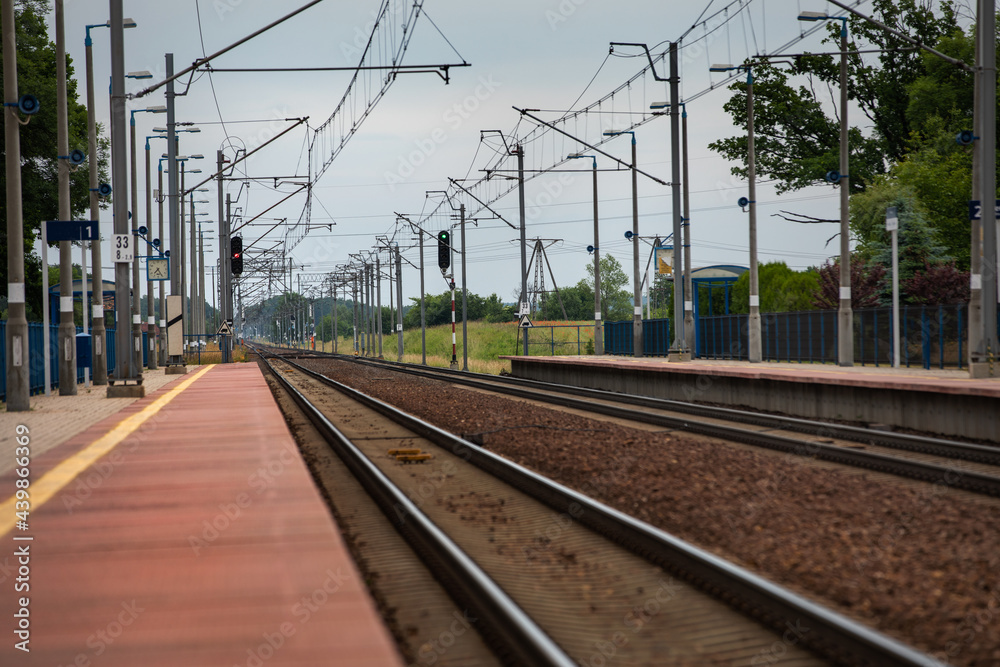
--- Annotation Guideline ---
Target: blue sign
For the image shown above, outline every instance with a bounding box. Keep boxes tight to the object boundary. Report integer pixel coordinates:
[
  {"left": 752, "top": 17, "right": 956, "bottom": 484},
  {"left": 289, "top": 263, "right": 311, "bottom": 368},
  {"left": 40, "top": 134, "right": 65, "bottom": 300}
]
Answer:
[
  {"left": 45, "top": 220, "right": 98, "bottom": 242},
  {"left": 969, "top": 200, "right": 1000, "bottom": 221}
]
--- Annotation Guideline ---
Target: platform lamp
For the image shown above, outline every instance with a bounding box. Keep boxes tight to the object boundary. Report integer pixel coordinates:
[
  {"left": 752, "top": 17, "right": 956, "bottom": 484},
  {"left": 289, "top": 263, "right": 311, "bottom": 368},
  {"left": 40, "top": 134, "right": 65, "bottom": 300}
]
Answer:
[
  {"left": 84, "top": 17, "right": 135, "bottom": 386},
  {"left": 144, "top": 132, "right": 170, "bottom": 369},
  {"left": 602, "top": 129, "right": 643, "bottom": 357},
  {"left": 710, "top": 63, "right": 761, "bottom": 363},
  {"left": 128, "top": 102, "right": 164, "bottom": 373},
  {"left": 567, "top": 152, "right": 603, "bottom": 355},
  {"left": 798, "top": 10, "right": 853, "bottom": 367},
  {"left": 651, "top": 100, "right": 693, "bottom": 353}
]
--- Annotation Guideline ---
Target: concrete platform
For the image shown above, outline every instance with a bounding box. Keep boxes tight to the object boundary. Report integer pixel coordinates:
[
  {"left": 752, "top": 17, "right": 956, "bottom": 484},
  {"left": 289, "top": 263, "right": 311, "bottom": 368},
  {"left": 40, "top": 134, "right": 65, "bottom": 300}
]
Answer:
[
  {"left": 503, "top": 356, "right": 1000, "bottom": 443},
  {"left": 0, "top": 363, "right": 403, "bottom": 666}
]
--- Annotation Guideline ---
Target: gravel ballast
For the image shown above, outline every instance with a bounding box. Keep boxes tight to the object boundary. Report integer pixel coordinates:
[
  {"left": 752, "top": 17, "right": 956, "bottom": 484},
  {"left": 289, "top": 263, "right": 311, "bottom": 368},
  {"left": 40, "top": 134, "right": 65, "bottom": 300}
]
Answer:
[{"left": 302, "top": 358, "right": 1000, "bottom": 665}]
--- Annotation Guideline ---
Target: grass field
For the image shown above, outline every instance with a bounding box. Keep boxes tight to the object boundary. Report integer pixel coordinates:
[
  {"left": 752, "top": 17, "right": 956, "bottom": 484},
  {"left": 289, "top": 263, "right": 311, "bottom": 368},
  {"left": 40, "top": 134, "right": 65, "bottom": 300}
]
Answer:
[{"left": 306, "top": 320, "right": 598, "bottom": 374}]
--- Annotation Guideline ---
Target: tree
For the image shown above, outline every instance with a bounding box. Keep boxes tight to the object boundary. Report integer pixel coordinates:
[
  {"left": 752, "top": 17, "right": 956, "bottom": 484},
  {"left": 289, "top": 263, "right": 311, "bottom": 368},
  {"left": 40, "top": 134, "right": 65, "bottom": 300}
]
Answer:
[
  {"left": 0, "top": 1, "right": 109, "bottom": 320},
  {"left": 813, "top": 257, "right": 886, "bottom": 309},
  {"left": 538, "top": 280, "right": 594, "bottom": 321},
  {"left": 858, "top": 193, "right": 952, "bottom": 304},
  {"left": 903, "top": 261, "right": 969, "bottom": 306},
  {"left": 584, "top": 254, "right": 631, "bottom": 322},
  {"left": 708, "top": 0, "right": 965, "bottom": 192},
  {"left": 730, "top": 262, "right": 820, "bottom": 313}
]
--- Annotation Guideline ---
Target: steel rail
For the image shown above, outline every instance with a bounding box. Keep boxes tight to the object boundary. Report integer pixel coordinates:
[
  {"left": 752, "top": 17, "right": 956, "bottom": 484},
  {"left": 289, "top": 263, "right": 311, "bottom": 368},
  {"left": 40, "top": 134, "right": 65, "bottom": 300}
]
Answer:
[
  {"left": 257, "top": 350, "right": 576, "bottom": 667},
  {"left": 324, "top": 352, "right": 1000, "bottom": 477},
  {"left": 261, "top": 347, "right": 942, "bottom": 666}
]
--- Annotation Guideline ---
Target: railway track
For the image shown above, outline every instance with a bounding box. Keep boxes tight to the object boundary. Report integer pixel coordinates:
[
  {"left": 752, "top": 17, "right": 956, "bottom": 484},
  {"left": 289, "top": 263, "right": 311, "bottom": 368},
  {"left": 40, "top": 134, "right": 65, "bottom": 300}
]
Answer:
[
  {"left": 256, "top": 346, "right": 938, "bottom": 666},
  {"left": 280, "top": 348, "right": 1000, "bottom": 498}
]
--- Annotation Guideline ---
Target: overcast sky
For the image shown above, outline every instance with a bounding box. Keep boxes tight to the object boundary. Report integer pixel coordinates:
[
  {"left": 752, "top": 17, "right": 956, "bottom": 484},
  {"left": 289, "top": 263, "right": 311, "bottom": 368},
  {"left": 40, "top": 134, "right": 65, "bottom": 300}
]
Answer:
[{"left": 54, "top": 0, "right": 857, "bottom": 308}]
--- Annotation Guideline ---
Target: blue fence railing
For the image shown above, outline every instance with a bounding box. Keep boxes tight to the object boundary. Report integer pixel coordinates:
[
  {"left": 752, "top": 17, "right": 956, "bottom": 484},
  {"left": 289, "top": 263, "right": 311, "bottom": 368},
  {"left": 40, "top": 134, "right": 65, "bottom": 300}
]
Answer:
[
  {"left": 604, "top": 319, "right": 677, "bottom": 356},
  {"left": 695, "top": 304, "right": 996, "bottom": 369},
  {"left": 605, "top": 304, "right": 998, "bottom": 369},
  {"left": 0, "top": 322, "right": 116, "bottom": 400}
]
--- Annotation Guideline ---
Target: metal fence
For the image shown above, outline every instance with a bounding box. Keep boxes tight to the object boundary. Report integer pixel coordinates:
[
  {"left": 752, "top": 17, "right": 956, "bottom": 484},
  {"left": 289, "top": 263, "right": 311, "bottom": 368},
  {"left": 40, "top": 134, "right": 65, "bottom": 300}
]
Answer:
[
  {"left": 603, "top": 319, "right": 678, "bottom": 356},
  {"left": 695, "top": 304, "right": 995, "bottom": 369},
  {"left": 182, "top": 335, "right": 226, "bottom": 365},
  {"left": 523, "top": 324, "right": 594, "bottom": 356},
  {"left": 0, "top": 322, "right": 117, "bottom": 400}
]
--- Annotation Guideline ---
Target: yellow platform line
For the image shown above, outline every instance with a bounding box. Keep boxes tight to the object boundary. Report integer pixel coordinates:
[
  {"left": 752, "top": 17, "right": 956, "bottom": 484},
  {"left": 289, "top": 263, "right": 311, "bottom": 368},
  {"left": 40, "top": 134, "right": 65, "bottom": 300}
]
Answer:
[{"left": 0, "top": 365, "right": 215, "bottom": 537}]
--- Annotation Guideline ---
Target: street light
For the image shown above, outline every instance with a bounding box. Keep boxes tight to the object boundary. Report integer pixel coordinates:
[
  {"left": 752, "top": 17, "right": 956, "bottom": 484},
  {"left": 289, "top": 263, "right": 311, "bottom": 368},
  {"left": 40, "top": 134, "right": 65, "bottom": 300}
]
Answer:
[
  {"left": 798, "top": 11, "right": 853, "bottom": 367},
  {"left": 603, "top": 129, "right": 643, "bottom": 357},
  {"left": 144, "top": 133, "right": 169, "bottom": 370},
  {"left": 710, "top": 63, "right": 761, "bottom": 362},
  {"left": 567, "top": 152, "right": 602, "bottom": 355},
  {"left": 652, "top": 101, "right": 694, "bottom": 356},
  {"left": 84, "top": 18, "right": 134, "bottom": 386},
  {"left": 184, "top": 155, "right": 205, "bottom": 340},
  {"left": 129, "top": 105, "right": 166, "bottom": 373}
]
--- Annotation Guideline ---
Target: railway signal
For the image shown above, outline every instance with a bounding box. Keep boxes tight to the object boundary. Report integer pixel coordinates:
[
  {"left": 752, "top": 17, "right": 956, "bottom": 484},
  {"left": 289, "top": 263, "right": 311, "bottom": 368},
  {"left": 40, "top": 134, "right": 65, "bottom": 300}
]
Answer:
[
  {"left": 437, "top": 230, "right": 450, "bottom": 270},
  {"left": 231, "top": 236, "right": 243, "bottom": 275}
]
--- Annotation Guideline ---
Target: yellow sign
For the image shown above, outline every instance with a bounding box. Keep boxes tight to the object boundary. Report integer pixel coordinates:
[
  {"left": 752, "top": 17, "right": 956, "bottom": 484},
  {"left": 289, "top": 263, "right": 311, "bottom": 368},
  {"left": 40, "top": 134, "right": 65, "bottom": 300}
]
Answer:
[{"left": 656, "top": 246, "right": 674, "bottom": 276}]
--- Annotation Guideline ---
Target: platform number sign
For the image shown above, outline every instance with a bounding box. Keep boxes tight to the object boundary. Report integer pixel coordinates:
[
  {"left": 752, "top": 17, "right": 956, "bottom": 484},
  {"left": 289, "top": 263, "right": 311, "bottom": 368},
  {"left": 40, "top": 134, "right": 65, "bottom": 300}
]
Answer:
[
  {"left": 113, "top": 233, "right": 133, "bottom": 263},
  {"left": 969, "top": 199, "right": 1000, "bottom": 221}
]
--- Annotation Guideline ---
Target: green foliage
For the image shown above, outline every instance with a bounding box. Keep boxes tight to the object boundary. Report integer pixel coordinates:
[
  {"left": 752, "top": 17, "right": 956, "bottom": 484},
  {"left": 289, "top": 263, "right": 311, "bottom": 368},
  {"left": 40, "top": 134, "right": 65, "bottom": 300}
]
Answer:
[
  {"left": 728, "top": 262, "right": 820, "bottom": 314},
  {"left": 402, "top": 290, "right": 513, "bottom": 328},
  {"left": 584, "top": 254, "right": 632, "bottom": 321},
  {"left": 814, "top": 257, "right": 886, "bottom": 309},
  {"left": 1, "top": 2, "right": 109, "bottom": 320},
  {"left": 537, "top": 279, "right": 595, "bottom": 321},
  {"left": 859, "top": 194, "right": 952, "bottom": 304},
  {"left": 709, "top": 0, "right": 968, "bottom": 195}
]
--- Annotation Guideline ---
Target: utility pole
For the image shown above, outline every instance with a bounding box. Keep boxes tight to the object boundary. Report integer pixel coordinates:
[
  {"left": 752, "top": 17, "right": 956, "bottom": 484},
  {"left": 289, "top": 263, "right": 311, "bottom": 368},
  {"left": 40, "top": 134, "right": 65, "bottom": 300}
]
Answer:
[
  {"left": 56, "top": 0, "right": 77, "bottom": 395},
  {"left": 419, "top": 230, "right": 427, "bottom": 364},
  {"left": 836, "top": 20, "right": 853, "bottom": 367},
  {"left": 376, "top": 252, "right": 383, "bottom": 357},
  {"left": 460, "top": 203, "right": 468, "bottom": 371},
  {"left": 972, "top": 0, "right": 998, "bottom": 377},
  {"left": 225, "top": 192, "right": 233, "bottom": 360},
  {"left": 396, "top": 245, "right": 404, "bottom": 362},
  {"left": 630, "top": 134, "right": 642, "bottom": 358},
  {"left": 198, "top": 224, "right": 205, "bottom": 340},
  {"left": 3, "top": 0, "right": 29, "bottom": 409},
  {"left": 189, "top": 195, "right": 197, "bottom": 344},
  {"left": 129, "top": 108, "right": 142, "bottom": 373},
  {"left": 217, "top": 150, "right": 227, "bottom": 359},
  {"left": 747, "top": 67, "right": 762, "bottom": 363},
  {"left": 165, "top": 54, "right": 185, "bottom": 372},
  {"left": 667, "top": 42, "right": 686, "bottom": 360},
  {"left": 682, "top": 105, "right": 694, "bottom": 356},
  {"left": 109, "top": 1, "right": 143, "bottom": 394},
  {"left": 85, "top": 17, "right": 107, "bottom": 385},
  {"left": 146, "top": 137, "right": 156, "bottom": 369},
  {"left": 517, "top": 144, "right": 529, "bottom": 356},
  {"left": 352, "top": 272, "right": 359, "bottom": 353}
]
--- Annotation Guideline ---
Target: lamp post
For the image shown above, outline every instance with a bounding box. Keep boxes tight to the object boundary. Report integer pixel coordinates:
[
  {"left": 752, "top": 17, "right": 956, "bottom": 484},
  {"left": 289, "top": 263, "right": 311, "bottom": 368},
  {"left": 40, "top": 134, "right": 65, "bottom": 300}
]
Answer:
[
  {"left": 55, "top": 0, "right": 77, "bottom": 395},
  {"left": 158, "top": 116, "right": 199, "bottom": 369},
  {"left": 799, "top": 11, "right": 853, "bottom": 367},
  {"left": 130, "top": 104, "right": 164, "bottom": 373},
  {"left": 568, "top": 153, "right": 602, "bottom": 355},
  {"left": 184, "top": 157, "right": 205, "bottom": 342},
  {"left": 84, "top": 17, "right": 134, "bottom": 385},
  {"left": 156, "top": 156, "right": 168, "bottom": 364},
  {"left": 651, "top": 101, "right": 694, "bottom": 357},
  {"left": 145, "top": 134, "right": 167, "bottom": 369},
  {"left": 711, "top": 63, "right": 761, "bottom": 362},
  {"left": 4, "top": 0, "right": 31, "bottom": 409},
  {"left": 129, "top": 107, "right": 167, "bottom": 373},
  {"left": 603, "top": 130, "right": 643, "bottom": 357}
]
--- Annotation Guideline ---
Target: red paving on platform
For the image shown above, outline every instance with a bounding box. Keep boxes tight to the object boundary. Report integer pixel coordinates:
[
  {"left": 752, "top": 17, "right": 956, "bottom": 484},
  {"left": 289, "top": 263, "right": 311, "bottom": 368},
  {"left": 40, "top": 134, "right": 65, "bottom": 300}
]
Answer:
[{"left": 0, "top": 364, "right": 403, "bottom": 667}]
